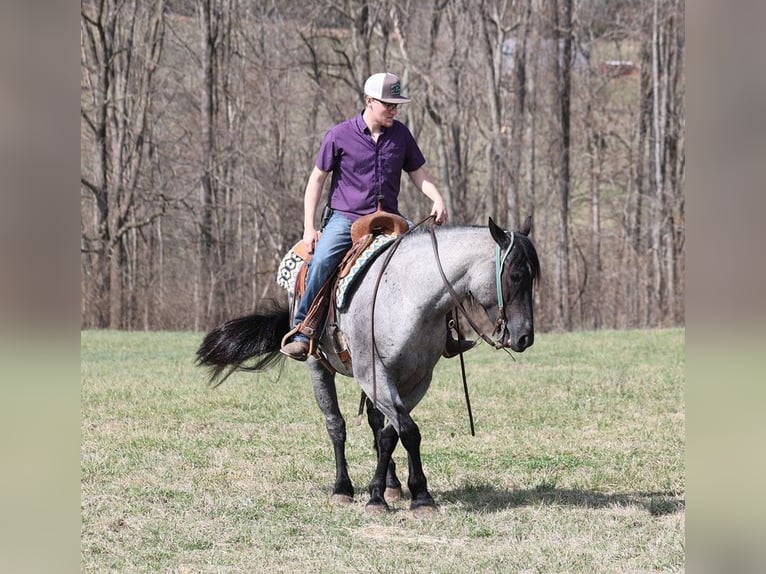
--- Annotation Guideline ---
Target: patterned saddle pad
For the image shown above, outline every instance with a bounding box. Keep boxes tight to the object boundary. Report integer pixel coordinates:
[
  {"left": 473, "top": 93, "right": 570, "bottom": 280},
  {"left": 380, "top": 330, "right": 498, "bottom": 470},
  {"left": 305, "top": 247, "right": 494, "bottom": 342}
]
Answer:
[
  {"left": 275, "top": 246, "right": 306, "bottom": 293},
  {"left": 336, "top": 234, "right": 397, "bottom": 309}
]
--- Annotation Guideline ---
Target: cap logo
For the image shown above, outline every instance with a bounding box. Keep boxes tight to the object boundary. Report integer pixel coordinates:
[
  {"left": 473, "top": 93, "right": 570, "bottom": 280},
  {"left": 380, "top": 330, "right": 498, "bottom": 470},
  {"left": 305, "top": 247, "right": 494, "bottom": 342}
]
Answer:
[{"left": 389, "top": 81, "right": 401, "bottom": 97}]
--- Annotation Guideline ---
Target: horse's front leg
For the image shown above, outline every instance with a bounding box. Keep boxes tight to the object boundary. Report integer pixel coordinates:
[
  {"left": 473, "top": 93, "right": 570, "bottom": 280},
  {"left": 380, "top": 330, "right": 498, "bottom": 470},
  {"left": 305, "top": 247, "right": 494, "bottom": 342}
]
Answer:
[
  {"left": 307, "top": 359, "right": 354, "bottom": 504},
  {"left": 365, "top": 396, "right": 403, "bottom": 501},
  {"left": 396, "top": 407, "right": 437, "bottom": 516},
  {"left": 365, "top": 422, "right": 398, "bottom": 513},
  {"left": 366, "top": 412, "right": 436, "bottom": 515}
]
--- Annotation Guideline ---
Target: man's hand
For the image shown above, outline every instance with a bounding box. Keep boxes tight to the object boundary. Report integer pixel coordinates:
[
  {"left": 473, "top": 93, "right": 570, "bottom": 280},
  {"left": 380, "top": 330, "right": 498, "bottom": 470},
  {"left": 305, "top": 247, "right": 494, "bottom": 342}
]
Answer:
[
  {"left": 431, "top": 199, "right": 448, "bottom": 225},
  {"left": 302, "top": 227, "right": 318, "bottom": 254}
]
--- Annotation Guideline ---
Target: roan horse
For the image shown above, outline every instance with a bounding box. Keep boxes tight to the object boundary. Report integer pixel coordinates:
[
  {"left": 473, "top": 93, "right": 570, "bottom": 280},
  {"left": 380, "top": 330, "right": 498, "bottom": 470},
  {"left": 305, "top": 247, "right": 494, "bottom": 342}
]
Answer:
[{"left": 196, "top": 217, "right": 540, "bottom": 516}]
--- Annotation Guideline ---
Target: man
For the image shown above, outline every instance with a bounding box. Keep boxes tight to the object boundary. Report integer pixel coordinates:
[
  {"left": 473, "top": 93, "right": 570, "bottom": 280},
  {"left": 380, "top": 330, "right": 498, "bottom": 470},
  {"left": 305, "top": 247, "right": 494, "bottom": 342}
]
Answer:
[{"left": 281, "top": 72, "right": 449, "bottom": 361}]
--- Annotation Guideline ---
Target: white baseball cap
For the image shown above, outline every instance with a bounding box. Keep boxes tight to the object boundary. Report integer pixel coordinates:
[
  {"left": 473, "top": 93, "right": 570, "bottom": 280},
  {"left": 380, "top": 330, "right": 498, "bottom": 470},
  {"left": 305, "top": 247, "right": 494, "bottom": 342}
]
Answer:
[{"left": 363, "top": 72, "right": 411, "bottom": 104}]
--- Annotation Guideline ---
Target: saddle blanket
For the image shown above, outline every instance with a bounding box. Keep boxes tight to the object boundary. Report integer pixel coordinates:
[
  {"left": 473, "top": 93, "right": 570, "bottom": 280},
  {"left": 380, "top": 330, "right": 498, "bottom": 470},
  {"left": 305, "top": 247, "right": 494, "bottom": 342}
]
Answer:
[
  {"left": 336, "top": 234, "right": 397, "bottom": 309},
  {"left": 275, "top": 246, "right": 304, "bottom": 292},
  {"left": 275, "top": 234, "right": 398, "bottom": 308}
]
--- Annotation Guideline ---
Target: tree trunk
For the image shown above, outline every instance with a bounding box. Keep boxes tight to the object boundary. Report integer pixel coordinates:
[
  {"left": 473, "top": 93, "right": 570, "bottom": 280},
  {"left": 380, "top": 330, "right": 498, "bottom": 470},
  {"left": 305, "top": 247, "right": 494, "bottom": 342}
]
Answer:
[
  {"left": 649, "top": 0, "right": 664, "bottom": 326},
  {"left": 508, "top": 0, "right": 532, "bottom": 228},
  {"left": 198, "top": 0, "right": 235, "bottom": 329},
  {"left": 107, "top": 238, "right": 123, "bottom": 329},
  {"left": 547, "top": 0, "right": 573, "bottom": 330},
  {"left": 81, "top": 0, "right": 165, "bottom": 329},
  {"left": 586, "top": 99, "right": 602, "bottom": 330},
  {"left": 478, "top": 0, "right": 508, "bottom": 221}
]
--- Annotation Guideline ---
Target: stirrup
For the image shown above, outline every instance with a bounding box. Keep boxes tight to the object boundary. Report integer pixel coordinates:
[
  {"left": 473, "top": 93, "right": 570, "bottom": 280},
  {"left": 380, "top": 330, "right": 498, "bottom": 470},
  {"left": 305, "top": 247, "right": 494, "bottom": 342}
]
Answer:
[
  {"left": 280, "top": 326, "right": 300, "bottom": 349},
  {"left": 281, "top": 325, "right": 317, "bottom": 357},
  {"left": 443, "top": 337, "right": 477, "bottom": 359}
]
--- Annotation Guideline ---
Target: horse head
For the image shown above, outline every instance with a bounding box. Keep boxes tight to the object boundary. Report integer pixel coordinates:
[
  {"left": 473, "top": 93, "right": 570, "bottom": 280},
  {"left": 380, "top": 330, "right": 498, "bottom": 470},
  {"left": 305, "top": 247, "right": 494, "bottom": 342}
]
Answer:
[{"left": 488, "top": 216, "right": 540, "bottom": 352}]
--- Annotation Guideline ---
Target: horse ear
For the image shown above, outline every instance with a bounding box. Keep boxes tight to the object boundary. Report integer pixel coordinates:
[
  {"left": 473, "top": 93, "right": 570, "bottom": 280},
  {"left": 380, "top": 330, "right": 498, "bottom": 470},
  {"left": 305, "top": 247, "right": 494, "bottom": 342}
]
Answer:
[
  {"left": 488, "top": 217, "right": 510, "bottom": 248},
  {"left": 520, "top": 215, "right": 532, "bottom": 236}
]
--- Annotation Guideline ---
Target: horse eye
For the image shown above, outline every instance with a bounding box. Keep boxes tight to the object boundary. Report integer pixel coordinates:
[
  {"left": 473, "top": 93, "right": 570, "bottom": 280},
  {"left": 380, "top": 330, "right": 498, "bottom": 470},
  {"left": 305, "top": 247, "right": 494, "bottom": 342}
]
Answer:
[{"left": 510, "top": 272, "right": 523, "bottom": 283}]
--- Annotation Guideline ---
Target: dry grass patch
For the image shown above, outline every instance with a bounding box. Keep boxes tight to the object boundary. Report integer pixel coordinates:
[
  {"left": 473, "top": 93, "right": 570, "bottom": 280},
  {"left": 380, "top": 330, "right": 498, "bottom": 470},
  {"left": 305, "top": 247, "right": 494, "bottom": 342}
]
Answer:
[{"left": 82, "top": 328, "right": 684, "bottom": 573}]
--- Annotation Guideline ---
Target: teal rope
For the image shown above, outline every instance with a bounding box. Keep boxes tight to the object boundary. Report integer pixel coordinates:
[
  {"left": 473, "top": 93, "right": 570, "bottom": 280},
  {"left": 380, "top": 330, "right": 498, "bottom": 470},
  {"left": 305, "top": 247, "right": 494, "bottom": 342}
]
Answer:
[{"left": 495, "top": 232, "right": 515, "bottom": 308}]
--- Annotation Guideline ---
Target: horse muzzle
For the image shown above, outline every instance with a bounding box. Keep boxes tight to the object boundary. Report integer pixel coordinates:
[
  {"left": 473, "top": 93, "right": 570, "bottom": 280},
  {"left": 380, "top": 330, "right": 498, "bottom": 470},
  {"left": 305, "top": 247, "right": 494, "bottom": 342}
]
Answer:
[
  {"left": 502, "top": 320, "right": 534, "bottom": 352},
  {"left": 507, "top": 331, "right": 534, "bottom": 352},
  {"left": 493, "top": 316, "right": 534, "bottom": 352}
]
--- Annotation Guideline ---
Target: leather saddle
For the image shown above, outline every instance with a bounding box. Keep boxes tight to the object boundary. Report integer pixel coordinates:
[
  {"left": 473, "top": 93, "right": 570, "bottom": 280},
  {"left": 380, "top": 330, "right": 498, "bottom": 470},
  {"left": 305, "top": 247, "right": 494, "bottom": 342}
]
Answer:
[
  {"left": 284, "top": 205, "right": 475, "bottom": 367},
  {"left": 293, "top": 206, "right": 409, "bottom": 301},
  {"left": 292, "top": 207, "right": 409, "bottom": 350},
  {"left": 350, "top": 206, "right": 409, "bottom": 244}
]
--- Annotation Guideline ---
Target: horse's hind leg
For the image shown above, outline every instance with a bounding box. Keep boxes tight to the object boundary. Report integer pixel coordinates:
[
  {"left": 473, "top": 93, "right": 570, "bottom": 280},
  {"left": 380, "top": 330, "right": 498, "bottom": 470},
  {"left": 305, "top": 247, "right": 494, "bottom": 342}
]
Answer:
[
  {"left": 365, "top": 397, "right": 402, "bottom": 501},
  {"left": 307, "top": 359, "right": 354, "bottom": 504}
]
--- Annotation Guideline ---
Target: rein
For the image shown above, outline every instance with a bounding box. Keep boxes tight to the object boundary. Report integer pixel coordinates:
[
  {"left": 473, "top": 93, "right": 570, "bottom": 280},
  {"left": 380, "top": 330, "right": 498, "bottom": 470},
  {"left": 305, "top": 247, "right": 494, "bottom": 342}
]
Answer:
[
  {"left": 368, "top": 214, "right": 434, "bottom": 409},
  {"left": 364, "top": 216, "right": 516, "bottom": 436},
  {"left": 427, "top": 221, "right": 516, "bottom": 351}
]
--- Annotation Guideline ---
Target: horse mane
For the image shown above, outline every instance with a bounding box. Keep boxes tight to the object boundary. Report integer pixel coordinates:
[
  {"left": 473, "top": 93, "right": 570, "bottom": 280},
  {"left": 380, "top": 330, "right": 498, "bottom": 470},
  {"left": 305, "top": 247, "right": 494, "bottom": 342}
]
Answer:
[
  {"left": 509, "top": 233, "right": 541, "bottom": 285},
  {"left": 403, "top": 223, "right": 541, "bottom": 284}
]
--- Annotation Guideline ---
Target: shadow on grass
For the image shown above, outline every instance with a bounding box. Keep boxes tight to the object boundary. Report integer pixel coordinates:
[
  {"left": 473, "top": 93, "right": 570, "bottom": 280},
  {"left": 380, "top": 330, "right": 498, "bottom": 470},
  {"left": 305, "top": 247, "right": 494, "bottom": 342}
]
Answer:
[{"left": 439, "top": 483, "right": 684, "bottom": 516}]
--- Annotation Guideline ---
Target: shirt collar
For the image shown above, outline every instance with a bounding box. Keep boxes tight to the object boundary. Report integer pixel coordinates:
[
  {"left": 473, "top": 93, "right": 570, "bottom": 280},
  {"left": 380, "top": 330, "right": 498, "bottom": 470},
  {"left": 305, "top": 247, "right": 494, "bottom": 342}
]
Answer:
[{"left": 356, "top": 110, "right": 387, "bottom": 135}]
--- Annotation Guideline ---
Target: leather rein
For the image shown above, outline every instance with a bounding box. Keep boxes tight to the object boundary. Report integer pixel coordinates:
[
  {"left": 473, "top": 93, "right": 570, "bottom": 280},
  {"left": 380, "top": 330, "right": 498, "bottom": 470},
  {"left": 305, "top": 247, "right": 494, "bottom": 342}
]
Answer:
[
  {"left": 365, "top": 216, "right": 517, "bottom": 435},
  {"left": 427, "top": 220, "right": 517, "bottom": 351}
]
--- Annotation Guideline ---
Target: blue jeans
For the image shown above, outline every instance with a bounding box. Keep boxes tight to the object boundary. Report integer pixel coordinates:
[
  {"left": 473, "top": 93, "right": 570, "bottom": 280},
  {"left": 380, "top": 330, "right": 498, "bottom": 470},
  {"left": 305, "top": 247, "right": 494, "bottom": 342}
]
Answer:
[{"left": 293, "top": 212, "right": 353, "bottom": 337}]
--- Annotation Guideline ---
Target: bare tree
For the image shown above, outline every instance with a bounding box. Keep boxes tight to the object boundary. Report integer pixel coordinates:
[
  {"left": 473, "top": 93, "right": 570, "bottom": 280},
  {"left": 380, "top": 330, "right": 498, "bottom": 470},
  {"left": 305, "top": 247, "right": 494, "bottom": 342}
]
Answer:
[
  {"left": 507, "top": 0, "right": 533, "bottom": 228},
  {"left": 478, "top": 0, "right": 514, "bottom": 223},
  {"left": 536, "top": 0, "right": 573, "bottom": 330},
  {"left": 197, "top": 0, "right": 231, "bottom": 329},
  {"left": 415, "top": 0, "right": 476, "bottom": 222},
  {"left": 80, "top": 0, "right": 684, "bottom": 333},
  {"left": 634, "top": 0, "right": 685, "bottom": 327},
  {"left": 81, "top": 0, "right": 166, "bottom": 328}
]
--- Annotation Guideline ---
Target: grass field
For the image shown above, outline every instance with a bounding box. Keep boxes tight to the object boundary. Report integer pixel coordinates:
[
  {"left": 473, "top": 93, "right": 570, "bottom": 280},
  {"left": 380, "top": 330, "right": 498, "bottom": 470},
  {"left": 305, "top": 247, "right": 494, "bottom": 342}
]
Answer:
[{"left": 81, "top": 328, "right": 684, "bottom": 573}]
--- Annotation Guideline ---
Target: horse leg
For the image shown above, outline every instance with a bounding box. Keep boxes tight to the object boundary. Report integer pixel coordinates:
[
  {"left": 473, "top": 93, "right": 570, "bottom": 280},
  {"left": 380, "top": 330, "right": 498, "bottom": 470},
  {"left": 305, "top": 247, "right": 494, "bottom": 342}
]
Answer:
[
  {"left": 307, "top": 359, "right": 354, "bottom": 504},
  {"left": 365, "top": 397, "right": 402, "bottom": 501},
  {"left": 365, "top": 422, "right": 399, "bottom": 513},
  {"left": 396, "top": 409, "right": 437, "bottom": 516}
]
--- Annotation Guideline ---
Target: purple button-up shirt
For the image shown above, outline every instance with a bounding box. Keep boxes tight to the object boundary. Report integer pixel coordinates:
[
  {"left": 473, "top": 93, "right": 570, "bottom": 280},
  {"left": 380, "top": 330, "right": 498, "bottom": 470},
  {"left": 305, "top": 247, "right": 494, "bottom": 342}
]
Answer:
[{"left": 316, "top": 112, "right": 426, "bottom": 222}]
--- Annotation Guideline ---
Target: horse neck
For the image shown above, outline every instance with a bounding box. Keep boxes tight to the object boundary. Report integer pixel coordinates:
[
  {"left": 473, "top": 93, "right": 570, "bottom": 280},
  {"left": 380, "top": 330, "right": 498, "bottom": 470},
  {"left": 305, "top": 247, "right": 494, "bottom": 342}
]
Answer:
[{"left": 396, "top": 228, "right": 498, "bottom": 310}]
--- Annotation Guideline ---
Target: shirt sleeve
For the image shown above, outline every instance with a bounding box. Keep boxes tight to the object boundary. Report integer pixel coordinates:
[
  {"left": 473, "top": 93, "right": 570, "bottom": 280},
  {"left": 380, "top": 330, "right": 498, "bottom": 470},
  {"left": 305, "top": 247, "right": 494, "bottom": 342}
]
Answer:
[
  {"left": 402, "top": 125, "right": 426, "bottom": 172},
  {"left": 315, "top": 127, "right": 339, "bottom": 172}
]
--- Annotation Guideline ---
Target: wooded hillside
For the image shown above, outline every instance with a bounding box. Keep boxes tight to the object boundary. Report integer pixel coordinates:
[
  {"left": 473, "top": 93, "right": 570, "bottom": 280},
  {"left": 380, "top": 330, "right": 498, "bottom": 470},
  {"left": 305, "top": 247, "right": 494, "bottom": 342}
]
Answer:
[{"left": 81, "top": 0, "right": 684, "bottom": 332}]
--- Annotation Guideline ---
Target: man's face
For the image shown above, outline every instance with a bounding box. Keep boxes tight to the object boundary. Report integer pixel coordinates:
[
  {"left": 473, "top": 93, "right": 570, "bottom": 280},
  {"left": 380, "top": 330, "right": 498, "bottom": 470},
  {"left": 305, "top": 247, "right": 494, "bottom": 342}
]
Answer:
[{"left": 368, "top": 98, "right": 399, "bottom": 127}]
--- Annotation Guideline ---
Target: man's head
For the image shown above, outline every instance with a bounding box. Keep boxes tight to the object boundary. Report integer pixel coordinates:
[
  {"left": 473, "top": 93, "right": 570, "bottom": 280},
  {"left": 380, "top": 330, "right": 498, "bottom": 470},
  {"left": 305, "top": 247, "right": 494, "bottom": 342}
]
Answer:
[
  {"left": 363, "top": 73, "right": 410, "bottom": 128},
  {"left": 363, "top": 73, "right": 411, "bottom": 106}
]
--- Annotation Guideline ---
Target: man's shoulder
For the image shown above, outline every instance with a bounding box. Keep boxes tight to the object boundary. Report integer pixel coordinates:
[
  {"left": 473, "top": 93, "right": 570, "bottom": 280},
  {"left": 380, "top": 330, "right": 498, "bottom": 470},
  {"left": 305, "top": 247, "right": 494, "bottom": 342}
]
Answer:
[
  {"left": 325, "top": 115, "right": 363, "bottom": 139},
  {"left": 390, "top": 119, "right": 414, "bottom": 137}
]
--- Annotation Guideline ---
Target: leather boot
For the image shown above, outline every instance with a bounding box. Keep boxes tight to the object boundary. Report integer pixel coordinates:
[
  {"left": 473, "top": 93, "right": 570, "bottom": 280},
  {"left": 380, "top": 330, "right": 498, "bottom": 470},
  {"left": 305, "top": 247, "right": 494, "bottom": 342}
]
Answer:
[{"left": 281, "top": 338, "right": 310, "bottom": 361}]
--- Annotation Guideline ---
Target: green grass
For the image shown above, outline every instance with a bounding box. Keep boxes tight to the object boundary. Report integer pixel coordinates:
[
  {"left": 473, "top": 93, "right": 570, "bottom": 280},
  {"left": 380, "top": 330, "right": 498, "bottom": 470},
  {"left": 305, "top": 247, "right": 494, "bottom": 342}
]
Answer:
[{"left": 82, "top": 328, "right": 684, "bottom": 573}]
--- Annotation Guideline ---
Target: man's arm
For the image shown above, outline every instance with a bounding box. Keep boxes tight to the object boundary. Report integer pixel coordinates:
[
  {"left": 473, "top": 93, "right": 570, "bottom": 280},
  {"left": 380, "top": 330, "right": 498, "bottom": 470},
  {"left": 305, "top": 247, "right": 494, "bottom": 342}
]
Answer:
[
  {"left": 302, "top": 166, "right": 329, "bottom": 253},
  {"left": 408, "top": 166, "right": 448, "bottom": 224}
]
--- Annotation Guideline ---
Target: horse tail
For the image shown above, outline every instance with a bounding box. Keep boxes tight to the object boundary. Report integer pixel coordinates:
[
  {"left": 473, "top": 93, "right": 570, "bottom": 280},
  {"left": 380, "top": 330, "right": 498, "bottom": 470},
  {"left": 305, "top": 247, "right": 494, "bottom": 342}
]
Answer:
[{"left": 195, "top": 307, "right": 291, "bottom": 387}]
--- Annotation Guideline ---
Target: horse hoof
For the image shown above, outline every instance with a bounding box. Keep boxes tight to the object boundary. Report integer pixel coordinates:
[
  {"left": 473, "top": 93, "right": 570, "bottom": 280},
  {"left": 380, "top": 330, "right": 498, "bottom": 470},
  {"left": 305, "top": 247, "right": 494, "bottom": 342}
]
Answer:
[
  {"left": 411, "top": 504, "right": 439, "bottom": 518},
  {"left": 364, "top": 501, "right": 389, "bottom": 515},
  {"left": 384, "top": 487, "right": 403, "bottom": 502},
  {"left": 330, "top": 493, "right": 354, "bottom": 506}
]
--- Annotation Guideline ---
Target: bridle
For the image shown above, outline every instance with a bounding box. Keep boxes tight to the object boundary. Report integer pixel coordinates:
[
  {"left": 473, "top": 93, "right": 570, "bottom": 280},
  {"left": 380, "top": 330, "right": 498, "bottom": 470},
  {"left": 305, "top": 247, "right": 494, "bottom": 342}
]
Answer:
[
  {"left": 365, "top": 215, "right": 519, "bottom": 431},
  {"left": 428, "top": 219, "right": 517, "bottom": 351}
]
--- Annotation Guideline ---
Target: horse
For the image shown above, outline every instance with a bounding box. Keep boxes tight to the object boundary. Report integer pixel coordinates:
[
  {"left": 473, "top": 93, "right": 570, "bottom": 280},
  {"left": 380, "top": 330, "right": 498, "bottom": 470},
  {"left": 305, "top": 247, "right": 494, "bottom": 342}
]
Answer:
[{"left": 196, "top": 216, "right": 540, "bottom": 516}]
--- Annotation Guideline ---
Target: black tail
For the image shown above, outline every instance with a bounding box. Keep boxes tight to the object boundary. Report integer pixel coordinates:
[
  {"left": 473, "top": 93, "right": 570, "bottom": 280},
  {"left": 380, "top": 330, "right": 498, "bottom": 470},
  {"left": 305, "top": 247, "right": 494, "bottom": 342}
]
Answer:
[{"left": 195, "top": 308, "right": 291, "bottom": 387}]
